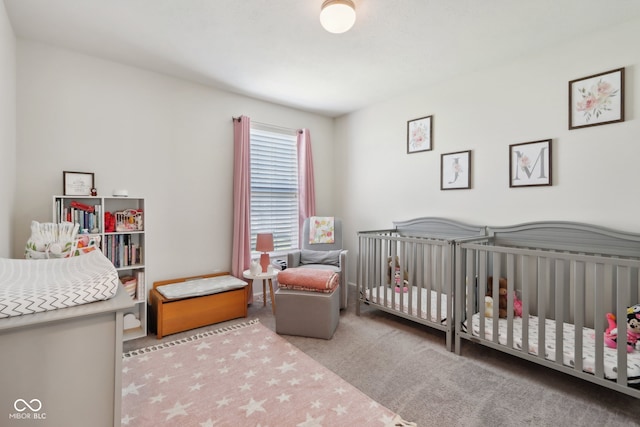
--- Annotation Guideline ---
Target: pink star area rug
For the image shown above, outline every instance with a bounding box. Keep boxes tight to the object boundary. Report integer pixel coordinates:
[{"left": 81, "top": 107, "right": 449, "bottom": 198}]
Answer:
[{"left": 121, "top": 320, "right": 415, "bottom": 426}]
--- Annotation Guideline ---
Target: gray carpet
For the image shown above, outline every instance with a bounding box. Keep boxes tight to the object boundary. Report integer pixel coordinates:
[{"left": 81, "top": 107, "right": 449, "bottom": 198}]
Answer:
[{"left": 125, "top": 286, "right": 639, "bottom": 426}]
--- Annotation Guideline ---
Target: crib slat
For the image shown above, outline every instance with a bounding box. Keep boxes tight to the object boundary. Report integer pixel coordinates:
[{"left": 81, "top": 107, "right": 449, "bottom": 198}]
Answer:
[
  {"left": 573, "top": 260, "right": 585, "bottom": 374},
  {"left": 537, "top": 256, "right": 548, "bottom": 361},
  {"left": 593, "top": 263, "right": 606, "bottom": 379},
  {"left": 554, "top": 259, "right": 564, "bottom": 366},
  {"left": 616, "top": 266, "right": 630, "bottom": 386}
]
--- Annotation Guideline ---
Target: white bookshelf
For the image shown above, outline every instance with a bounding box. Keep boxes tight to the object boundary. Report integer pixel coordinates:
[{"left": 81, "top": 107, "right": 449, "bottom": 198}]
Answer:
[{"left": 53, "top": 195, "right": 147, "bottom": 341}]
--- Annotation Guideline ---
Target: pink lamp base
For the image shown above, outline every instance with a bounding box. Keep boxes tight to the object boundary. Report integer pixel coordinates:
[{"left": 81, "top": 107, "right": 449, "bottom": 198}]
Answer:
[{"left": 260, "top": 253, "right": 271, "bottom": 272}]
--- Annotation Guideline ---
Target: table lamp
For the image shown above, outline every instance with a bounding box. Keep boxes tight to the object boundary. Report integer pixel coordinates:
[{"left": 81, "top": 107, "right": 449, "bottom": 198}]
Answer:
[{"left": 256, "top": 233, "right": 274, "bottom": 273}]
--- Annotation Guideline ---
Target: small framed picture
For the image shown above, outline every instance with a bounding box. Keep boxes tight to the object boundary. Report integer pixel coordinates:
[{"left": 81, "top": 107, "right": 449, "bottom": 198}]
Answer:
[
  {"left": 441, "top": 150, "right": 471, "bottom": 190},
  {"left": 63, "top": 171, "right": 95, "bottom": 196},
  {"left": 407, "top": 115, "right": 432, "bottom": 153},
  {"left": 509, "top": 140, "right": 552, "bottom": 188},
  {"left": 569, "top": 67, "right": 624, "bottom": 130}
]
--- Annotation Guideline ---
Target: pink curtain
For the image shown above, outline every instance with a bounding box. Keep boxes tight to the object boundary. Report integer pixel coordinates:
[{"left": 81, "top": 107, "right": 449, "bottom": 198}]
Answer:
[
  {"left": 232, "top": 116, "right": 252, "bottom": 303},
  {"left": 297, "top": 129, "right": 316, "bottom": 247}
]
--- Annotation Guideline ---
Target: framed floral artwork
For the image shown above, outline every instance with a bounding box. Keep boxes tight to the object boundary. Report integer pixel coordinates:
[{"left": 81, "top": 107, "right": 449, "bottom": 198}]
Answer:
[
  {"left": 441, "top": 150, "right": 471, "bottom": 190},
  {"left": 509, "top": 139, "right": 552, "bottom": 188},
  {"left": 569, "top": 67, "right": 624, "bottom": 130},
  {"left": 407, "top": 115, "right": 432, "bottom": 153}
]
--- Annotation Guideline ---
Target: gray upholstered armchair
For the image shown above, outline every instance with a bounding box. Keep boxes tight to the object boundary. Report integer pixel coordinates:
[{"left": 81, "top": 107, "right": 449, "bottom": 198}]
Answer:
[{"left": 286, "top": 217, "right": 348, "bottom": 309}]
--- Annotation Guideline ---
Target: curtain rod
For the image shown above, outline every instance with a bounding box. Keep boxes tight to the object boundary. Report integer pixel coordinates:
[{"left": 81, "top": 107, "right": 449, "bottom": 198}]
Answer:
[{"left": 232, "top": 117, "right": 302, "bottom": 134}]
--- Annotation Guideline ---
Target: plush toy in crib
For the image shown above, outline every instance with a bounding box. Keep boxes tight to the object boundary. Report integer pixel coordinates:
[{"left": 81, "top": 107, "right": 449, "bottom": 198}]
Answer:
[
  {"left": 393, "top": 267, "right": 409, "bottom": 293},
  {"left": 387, "top": 256, "right": 409, "bottom": 288},
  {"left": 486, "top": 276, "right": 508, "bottom": 318},
  {"left": 604, "top": 304, "right": 640, "bottom": 352}
]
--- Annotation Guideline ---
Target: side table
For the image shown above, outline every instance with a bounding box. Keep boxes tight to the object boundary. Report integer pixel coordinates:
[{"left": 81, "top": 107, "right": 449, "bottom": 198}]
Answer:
[{"left": 243, "top": 269, "right": 279, "bottom": 314}]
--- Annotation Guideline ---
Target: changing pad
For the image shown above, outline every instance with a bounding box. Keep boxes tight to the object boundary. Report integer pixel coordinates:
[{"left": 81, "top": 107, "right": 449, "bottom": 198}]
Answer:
[
  {"left": 156, "top": 275, "right": 247, "bottom": 300},
  {"left": 0, "top": 250, "right": 119, "bottom": 318}
]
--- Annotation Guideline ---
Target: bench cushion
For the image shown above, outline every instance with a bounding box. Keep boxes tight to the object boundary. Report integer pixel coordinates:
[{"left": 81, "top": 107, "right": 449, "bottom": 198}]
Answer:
[{"left": 156, "top": 275, "right": 247, "bottom": 300}]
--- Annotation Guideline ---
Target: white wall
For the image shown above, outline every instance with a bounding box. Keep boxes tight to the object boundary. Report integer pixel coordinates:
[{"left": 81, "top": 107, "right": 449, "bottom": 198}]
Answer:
[
  {"left": 336, "top": 18, "right": 640, "bottom": 283},
  {"left": 0, "top": 1, "right": 15, "bottom": 258},
  {"left": 14, "top": 41, "right": 334, "bottom": 285}
]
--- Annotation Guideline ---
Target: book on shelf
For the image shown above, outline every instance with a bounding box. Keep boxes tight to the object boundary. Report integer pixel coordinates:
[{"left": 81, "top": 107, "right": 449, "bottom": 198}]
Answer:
[{"left": 136, "top": 271, "right": 145, "bottom": 302}]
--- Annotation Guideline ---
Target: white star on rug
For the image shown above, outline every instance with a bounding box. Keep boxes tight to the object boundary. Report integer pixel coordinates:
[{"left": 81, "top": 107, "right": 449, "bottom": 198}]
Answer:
[
  {"left": 163, "top": 351, "right": 175, "bottom": 358},
  {"left": 122, "top": 366, "right": 130, "bottom": 374},
  {"left": 266, "top": 378, "right": 280, "bottom": 386},
  {"left": 275, "top": 361, "right": 297, "bottom": 373},
  {"left": 196, "top": 341, "right": 211, "bottom": 350},
  {"left": 162, "top": 401, "right": 193, "bottom": 420},
  {"left": 218, "top": 366, "right": 229, "bottom": 374},
  {"left": 197, "top": 354, "right": 209, "bottom": 361},
  {"left": 144, "top": 372, "right": 154, "bottom": 380},
  {"left": 332, "top": 404, "right": 348, "bottom": 416},
  {"left": 216, "top": 396, "right": 232, "bottom": 407},
  {"left": 297, "top": 413, "right": 325, "bottom": 427},
  {"left": 287, "top": 349, "right": 298, "bottom": 356},
  {"left": 222, "top": 338, "right": 231, "bottom": 344},
  {"left": 260, "top": 356, "right": 272, "bottom": 364},
  {"left": 239, "top": 398, "right": 267, "bottom": 416},
  {"left": 149, "top": 393, "right": 166, "bottom": 404},
  {"left": 192, "top": 372, "right": 203, "bottom": 379},
  {"left": 232, "top": 348, "right": 250, "bottom": 359},
  {"left": 239, "top": 382, "right": 252, "bottom": 392},
  {"left": 136, "top": 355, "right": 149, "bottom": 363},
  {"left": 258, "top": 344, "right": 269, "bottom": 351},
  {"left": 288, "top": 378, "right": 301, "bottom": 386},
  {"left": 121, "top": 414, "right": 135, "bottom": 425},
  {"left": 158, "top": 375, "right": 172, "bottom": 383},
  {"left": 122, "top": 382, "right": 145, "bottom": 397},
  {"left": 244, "top": 369, "right": 256, "bottom": 378},
  {"left": 310, "top": 400, "right": 322, "bottom": 409},
  {"left": 333, "top": 386, "right": 346, "bottom": 395},
  {"left": 189, "top": 383, "right": 203, "bottom": 392},
  {"left": 276, "top": 393, "right": 291, "bottom": 402},
  {"left": 173, "top": 362, "right": 183, "bottom": 369},
  {"left": 216, "top": 357, "right": 226, "bottom": 363},
  {"left": 310, "top": 372, "right": 324, "bottom": 381}
]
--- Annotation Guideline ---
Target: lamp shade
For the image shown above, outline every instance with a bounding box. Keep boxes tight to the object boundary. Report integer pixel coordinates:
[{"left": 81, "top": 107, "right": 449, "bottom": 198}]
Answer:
[
  {"left": 320, "top": 0, "right": 356, "bottom": 34},
  {"left": 256, "top": 233, "right": 274, "bottom": 252}
]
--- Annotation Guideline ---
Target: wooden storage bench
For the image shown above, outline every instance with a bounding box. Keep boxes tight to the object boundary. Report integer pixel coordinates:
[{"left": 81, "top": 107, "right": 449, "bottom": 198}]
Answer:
[{"left": 149, "top": 272, "right": 249, "bottom": 339}]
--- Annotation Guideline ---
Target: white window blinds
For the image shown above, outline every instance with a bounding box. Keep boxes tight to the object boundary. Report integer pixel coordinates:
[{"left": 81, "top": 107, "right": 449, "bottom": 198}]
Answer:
[{"left": 250, "top": 125, "right": 299, "bottom": 253}]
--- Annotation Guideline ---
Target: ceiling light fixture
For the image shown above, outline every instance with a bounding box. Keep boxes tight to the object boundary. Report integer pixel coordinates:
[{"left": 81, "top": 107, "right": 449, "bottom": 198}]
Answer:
[{"left": 320, "top": 0, "right": 356, "bottom": 34}]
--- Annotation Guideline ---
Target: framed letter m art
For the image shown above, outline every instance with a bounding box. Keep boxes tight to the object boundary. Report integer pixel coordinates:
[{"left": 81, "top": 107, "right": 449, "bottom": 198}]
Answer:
[{"left": 509, "top": 139, "right": 552, "bottom": 188}]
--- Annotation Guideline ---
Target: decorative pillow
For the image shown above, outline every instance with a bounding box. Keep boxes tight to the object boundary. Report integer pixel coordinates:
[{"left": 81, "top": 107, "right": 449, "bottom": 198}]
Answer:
[{"left": 300, "top": 249, "right": 341, "bottom": 267}]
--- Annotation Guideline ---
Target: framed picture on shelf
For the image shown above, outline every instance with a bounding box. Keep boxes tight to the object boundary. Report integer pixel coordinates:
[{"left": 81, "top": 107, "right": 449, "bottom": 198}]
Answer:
[
  {"left": 63, "top": 171, "right": 95, "bottom": 196},
  {"left": 441, "top": 150, "right": 471, "bottom": 190},
  {"left": 509, "top": 139, "right": 552, "bottom": 188},
  {"left": 569, "top": 67, "right": 624, "bottom": 130},
  {"left": 407, "top": 115, "right": 432, "bottom": 153}
]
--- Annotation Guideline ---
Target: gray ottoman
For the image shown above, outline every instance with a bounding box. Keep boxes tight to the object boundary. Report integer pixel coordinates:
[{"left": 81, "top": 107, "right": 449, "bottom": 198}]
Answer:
[{"left": 274, "top": 285, "right": 340, "bottom": 339}]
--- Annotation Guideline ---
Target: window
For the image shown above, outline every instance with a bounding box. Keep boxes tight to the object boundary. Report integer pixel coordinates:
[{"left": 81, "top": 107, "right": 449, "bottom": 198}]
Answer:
[{"left": 250, "top": 124, "right": 299, "bottom": 254}]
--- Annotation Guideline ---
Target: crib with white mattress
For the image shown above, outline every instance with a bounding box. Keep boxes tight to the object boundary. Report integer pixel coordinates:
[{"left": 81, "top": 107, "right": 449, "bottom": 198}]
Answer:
[
  {"left": 357, "top": 217, "right": 485, "bottom": 351},
  {"left": 454, "top": 221, "right": 640, "bottom": 398}
]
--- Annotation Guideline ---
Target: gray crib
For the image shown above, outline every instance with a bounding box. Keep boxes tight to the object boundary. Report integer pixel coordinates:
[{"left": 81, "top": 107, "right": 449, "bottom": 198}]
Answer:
[
  {"left": 357, "top": 217, "right": 485, "bottom": 351},
  {"left": 455, "top": 221, "right": 640, "bottom": 398}
]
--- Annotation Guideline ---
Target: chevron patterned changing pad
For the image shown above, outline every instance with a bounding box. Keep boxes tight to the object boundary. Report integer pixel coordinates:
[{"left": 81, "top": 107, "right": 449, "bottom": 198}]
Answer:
[{"left": 0, "top": 250, "right": 119, "bottom": 318}]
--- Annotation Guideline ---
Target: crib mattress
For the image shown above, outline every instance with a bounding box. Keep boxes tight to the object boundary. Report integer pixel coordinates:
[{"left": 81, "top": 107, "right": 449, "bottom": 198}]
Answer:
[
  {"left": 0, "top": 250, "right": 119, "bottom": 318},
  {"left": 470, "top": 313, "right": 640, "bottom": 384},
  {"left": 155, "top": 275, "right": 247, "bottom": 300},
  {"left": 364, "top": 285, "right": 448, "bottom": 323}
]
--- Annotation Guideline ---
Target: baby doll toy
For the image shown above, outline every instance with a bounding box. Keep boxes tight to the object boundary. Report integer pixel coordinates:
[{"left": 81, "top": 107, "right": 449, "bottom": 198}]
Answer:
[{"left": 604, "top": 304, "right": 640, "bottom": 352}]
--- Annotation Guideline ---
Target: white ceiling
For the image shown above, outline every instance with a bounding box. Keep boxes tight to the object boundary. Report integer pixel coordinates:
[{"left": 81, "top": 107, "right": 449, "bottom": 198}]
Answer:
[{"left": 5, "top": 0, "right": 640, "bottom": 117}]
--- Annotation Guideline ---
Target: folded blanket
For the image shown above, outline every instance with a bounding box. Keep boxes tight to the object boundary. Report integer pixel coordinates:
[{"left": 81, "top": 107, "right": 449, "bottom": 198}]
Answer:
[
  {"left": 278, "top": 268, "right": 339, "bottom": 293},
  {"left": 309, "top": 216, "right": 335, "bottom": 244}
]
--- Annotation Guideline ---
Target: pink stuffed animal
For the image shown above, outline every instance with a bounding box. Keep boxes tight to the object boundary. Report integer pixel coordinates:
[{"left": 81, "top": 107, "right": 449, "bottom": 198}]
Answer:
[{"left": 604, "top": 304, "right": 640, "bottom": 352}]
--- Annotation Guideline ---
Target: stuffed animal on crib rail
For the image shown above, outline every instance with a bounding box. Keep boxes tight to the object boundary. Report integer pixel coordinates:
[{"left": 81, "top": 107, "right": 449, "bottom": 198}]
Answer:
[{"left": 604, "top": 304, "right": 640, "bottom": 352}]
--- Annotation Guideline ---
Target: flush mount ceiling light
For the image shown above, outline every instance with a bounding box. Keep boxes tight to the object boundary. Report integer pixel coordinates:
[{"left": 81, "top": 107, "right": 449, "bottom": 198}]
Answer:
[{"left": 320, "top": 0, "right": 356, "bottom": 34}]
